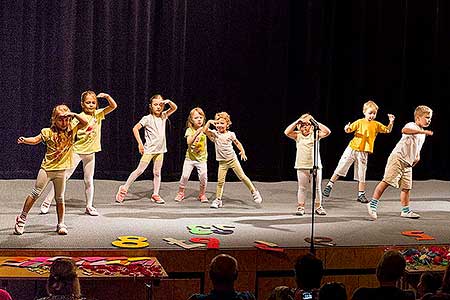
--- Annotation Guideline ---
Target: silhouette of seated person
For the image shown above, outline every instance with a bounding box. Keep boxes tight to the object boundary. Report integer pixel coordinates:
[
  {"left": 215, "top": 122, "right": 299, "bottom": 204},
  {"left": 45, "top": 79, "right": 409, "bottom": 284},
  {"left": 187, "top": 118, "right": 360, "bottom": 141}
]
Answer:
[
  {"left": 418, "top": 272, "right": 442, "bottom": 300},
  {"left": 268, "top": 253, "right": 323, "bottom": 300},
  {"left": 0, "top": 289, "right": 12, "bottom": 300},
  {"left": 352, "top": 250, "right": 415, "bottom": 300},
  {"left": 319, "top": 282, "right": 347, "bottom": 300},
  {"left": 188, "top": 254, "right": 256, "bottom": 300},
  {"left": 37, "top": 258, "right": 86, "bottom": 300},
  {"left": 423, "top": 264, "right": 450, "bottom": 300}
]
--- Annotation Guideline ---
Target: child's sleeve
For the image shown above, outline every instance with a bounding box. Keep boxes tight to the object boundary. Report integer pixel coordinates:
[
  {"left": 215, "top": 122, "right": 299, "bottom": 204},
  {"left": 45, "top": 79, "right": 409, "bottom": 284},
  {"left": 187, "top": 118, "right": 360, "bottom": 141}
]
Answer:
[
  {"left": 40, "top": 128, "right": 49, "bottom": 144},
  {"left": 139, "top": 116, "right": 148, "bottom": 127},
  {"left": 376, "top": 121, "right": 390, "bottom": 133},
  {"left": 96, "top": 108, "right": 106, "bottom": 121},
  {"left": 230, "top": 132, "right": 237, "bottom": 141},
  {"left": 347, "top": 120, "right": 360, "bottom": 132},
  {"left": 184, "top": 128, "right": 192, "bottom": 138}
]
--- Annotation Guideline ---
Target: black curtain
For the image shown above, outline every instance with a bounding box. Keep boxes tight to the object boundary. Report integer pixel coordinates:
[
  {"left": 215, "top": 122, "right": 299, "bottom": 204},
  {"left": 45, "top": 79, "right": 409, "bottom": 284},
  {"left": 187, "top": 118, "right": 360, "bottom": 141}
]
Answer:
[{"left": 1, "top": 0, "right": 449, "bottom": 182}]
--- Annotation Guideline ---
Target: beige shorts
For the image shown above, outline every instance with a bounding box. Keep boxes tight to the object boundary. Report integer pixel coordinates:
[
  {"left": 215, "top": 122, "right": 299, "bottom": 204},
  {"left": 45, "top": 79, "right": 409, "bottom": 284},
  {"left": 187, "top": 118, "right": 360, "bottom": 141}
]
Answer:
[
  {"left": 141, "top": 153, "right": 164, "bottom": 163},
  {"left": 334, "top": 146, "right": 368, "bottom": 182},
  {"left": 382, "top": 153, "right": 412, "bottom": 189}
]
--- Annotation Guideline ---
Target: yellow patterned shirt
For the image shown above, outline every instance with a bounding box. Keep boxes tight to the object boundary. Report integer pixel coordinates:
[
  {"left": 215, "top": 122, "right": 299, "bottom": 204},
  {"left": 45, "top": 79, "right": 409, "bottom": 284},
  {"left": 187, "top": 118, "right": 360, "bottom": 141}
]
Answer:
[
  {"left": 40, "top": 128, "right": 76, "bottom": 171},
  {"left": 185, "top": 127, "right": 208, "bottom": 162},
  {"left": 72, "top": 109, "right": 105, "bottom": 154},
  {"left": 347, "top": 118, "right": 390, "bottom": 153}
]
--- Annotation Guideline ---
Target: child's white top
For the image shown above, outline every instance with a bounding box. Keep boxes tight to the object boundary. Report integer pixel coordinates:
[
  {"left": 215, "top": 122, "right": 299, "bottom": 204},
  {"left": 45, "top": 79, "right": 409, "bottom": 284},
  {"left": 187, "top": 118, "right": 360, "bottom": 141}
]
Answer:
[
  {"left": 295, "top": 132, "right": 322, "bottom": 169},
  {"left": 139, "top": 113, "right": 168, "bottom": 154},
  {"left": 391, "top": 122, "right": 427, "bottom": 166},
  {"left": 209, "top": 129, "right": 237, "bottom": 161}
]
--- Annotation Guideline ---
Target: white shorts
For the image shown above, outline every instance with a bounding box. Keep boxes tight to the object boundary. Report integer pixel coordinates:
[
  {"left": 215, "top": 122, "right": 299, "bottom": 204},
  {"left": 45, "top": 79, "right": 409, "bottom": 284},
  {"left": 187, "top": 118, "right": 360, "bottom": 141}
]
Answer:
[{"left": 333, "top": 146, "right": 368, "bottom": 182}]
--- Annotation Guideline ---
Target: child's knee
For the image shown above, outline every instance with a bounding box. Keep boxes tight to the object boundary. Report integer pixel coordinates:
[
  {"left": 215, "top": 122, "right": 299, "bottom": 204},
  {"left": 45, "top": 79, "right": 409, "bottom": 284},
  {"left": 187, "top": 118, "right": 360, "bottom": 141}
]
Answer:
[{"left": 55, "top": 196, "right": 64, "bottom": 204}]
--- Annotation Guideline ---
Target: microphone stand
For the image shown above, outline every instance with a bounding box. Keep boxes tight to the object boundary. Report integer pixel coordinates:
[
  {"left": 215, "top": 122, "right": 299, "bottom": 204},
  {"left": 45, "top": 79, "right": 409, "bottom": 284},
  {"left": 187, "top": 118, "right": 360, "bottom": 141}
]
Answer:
[{"left": 308, "top": 120, "right": 320, "bottom": 254}]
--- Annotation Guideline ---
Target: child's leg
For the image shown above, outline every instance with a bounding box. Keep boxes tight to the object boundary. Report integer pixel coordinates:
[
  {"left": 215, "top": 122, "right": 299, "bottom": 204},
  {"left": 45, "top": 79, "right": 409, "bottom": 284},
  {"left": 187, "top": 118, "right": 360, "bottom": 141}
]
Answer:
[
  {"left": 216, "top": 161, "right": 229, "bottom": 200},
  {"left": 124, "top": 160, "right": 151, "bottom": 189},
  {"left": 324, "top": 147, "right": 355, "bottom": 196},
  {"left": 178, "top": 159, "right": 195, "bottom": 192},
  {"left": 367, "top": 181, "right": 389, "bottom": 220},
  {"left": 52, "top": 171, "right": 67, "bottom": 226},
  {"left": 314, "top": 169, "right": 323, "bottom": 208},
  {"left": 152, "top": 154, "right": 164, "bottom": 196},
  {"left": 196, "top": 161, "right": 208, "bottom": 197},
  {"left": 296, "top": 170, "right": 309, "bottom": 207},
  {"left": 81, "top": 153, "right": 95, "bottom": 208},
  {"left": 229, "top": 159, "right": 256, "bottom": 193},
  {"left": 40, "top": 154, "right": 80, "bottom": 212},
  {"left": 354, "top": 151, "right": 368, "bottom": 202}
]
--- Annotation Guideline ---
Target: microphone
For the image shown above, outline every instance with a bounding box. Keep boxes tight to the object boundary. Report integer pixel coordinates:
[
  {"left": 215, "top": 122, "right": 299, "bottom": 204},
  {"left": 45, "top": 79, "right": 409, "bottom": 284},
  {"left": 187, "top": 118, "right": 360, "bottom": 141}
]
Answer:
[{"left": 310, "top": 118, "right": 320, "bottom": 128}]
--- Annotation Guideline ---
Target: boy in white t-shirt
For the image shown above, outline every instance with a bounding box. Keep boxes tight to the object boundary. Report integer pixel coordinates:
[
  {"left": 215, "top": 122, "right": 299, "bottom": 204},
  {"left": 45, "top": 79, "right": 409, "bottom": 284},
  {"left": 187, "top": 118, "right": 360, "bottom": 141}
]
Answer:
[{"left": 367, "top": 105, "right": 433, "bottom": 220}]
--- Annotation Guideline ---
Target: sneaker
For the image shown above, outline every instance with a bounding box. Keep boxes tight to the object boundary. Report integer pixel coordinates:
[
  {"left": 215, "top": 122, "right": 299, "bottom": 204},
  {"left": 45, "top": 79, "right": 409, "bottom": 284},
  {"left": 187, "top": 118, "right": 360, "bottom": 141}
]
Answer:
[
  {"left": 296, "top": 206, "right": 305, "bottom": 216},
  {"left": 323, "top": 185, "right": 332, "bottom": 197},
  {"left": 210, "top": 199, "right": 223, "bottom": 209},
  {"left": 40, "top": 201, "right": 51, "bottom": 214},
  {"left": 174, "top": 192, "right": 185, "bottom": 202},
  {"left": 85, "top": 206, "right": 99, "bottom": 216},
  {"left": 115, "top": 185, "right": 127, "bottom": 203},
  {"left": 400, "top": 211, "right": 420, "bottom": 219},
  {"left": 357, "top": 193, "right": 369, "bottom": 203},
  {"left": 198, "top": 194, "right": 209, "bottom": 203},
  {"left": 252, "top": 190, "right": 263, "bottom": 204},
  {"left": 14, "top": 215, "right": 26, "bottom": 235},
  {"left": 56, "top": 223, "right": 68, "bottom": 235},
  {"left": 315, "top": 206, "right": 327, "bottom": 215},
  {"left": 367, "top": 203, "right": 377, "bottom": 220},
  {"left": 151, "top": 194, "right": 165, "bottom": 204}
]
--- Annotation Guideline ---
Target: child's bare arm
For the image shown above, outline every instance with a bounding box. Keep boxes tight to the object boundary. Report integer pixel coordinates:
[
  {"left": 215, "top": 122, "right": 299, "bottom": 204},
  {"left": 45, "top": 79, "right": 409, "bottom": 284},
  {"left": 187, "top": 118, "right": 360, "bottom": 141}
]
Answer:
[
  {"left": 284, "top": 118, "right": 301, "bottom": 140},
  {"left": 132, "top": 123, "right": 145, "bottom": 154},
  {"left": 186, "top": 127, "right": 203, "bottom": 145},
  {"left": 163, "top": 99, "right": 178, "bottom": 117},
  {"left": 402, "top": 127, "right": 433, "bottom": 136},
  {"left": 233, "top": 138, "right": 247, "bottom": 161},
  {"left": 17, "top": 134, "right": 42, "bottom": 145},
  {"left": 203, "top": 120, "right": 216, "bottom": 141},
  {"left": 317, "top": 122, "right": 331, "bottom": 139},
  {"left": 385, "top": 114, "right": 395, "bottom": 133},
  {"left": 97, "top": 93, "right": 118, "bottom": 115}
]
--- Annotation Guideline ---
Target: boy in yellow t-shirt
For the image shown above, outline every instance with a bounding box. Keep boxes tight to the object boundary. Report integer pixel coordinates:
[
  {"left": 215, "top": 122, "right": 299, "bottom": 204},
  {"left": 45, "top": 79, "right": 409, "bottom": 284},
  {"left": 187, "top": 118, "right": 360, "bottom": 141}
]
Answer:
[{"left": 323, "top": 100, "right": 395, "bottom": 203}]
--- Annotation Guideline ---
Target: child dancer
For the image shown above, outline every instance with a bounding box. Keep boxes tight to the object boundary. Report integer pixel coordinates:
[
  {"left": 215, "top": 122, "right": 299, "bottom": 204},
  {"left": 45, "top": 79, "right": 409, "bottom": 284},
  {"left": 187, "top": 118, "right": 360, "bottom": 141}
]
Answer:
[
  {"left": 115, "top": 94, "right": 177, "bottom": 204},
  {"left": 323, "top": 100, "right": 395, "bottom": 203},
  {"left": 15, "top": 104, "right": 88, "bottom": 235},
  {"left": 204, "top": 112, "right": 262, "bottom": 208},
  {"left": 367, "top": 105, "right": 433, "bottom": 220},
  {"left": 40, "top": 91, "right": 117, "bottom": 216},
  {"left": 174, "top": 107, "right": 209, "bottom": 203},
  {"left": 284, "top": 114, "right": 331, "bottom": 216}
]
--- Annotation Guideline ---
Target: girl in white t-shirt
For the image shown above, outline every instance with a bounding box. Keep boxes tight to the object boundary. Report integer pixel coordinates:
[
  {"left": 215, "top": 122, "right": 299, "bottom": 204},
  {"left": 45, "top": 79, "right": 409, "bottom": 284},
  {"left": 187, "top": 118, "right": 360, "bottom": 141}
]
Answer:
[
  {"left": 284, "top": 114, "right": 331, "bottom": 216},
  {"left": 40, "top": 91, "right": 117, "bottom": 216},
  {"left": 174, "top": 107, "right": 209, "bottom": 203},
  {"left": 204, "top": 112, "right": 262, "bottom": 209},
  {"left": 115, "top": 94, "right": 177, "bottom": 204}
]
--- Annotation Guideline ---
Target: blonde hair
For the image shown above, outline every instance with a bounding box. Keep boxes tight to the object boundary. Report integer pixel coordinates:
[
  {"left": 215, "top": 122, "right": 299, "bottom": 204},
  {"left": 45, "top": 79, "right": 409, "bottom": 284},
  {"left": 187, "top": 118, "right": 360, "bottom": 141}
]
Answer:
[
  {"left": 363, "top": 100, "right": 379, "bottom": 113},
  {"left": 215, "top": 112, "right": 232, "bottom": 129},
  {"left": 148, "top": 94, "right": 163, "bottom": 115},
  {"left": 80, "top": 90, "right": 98, "bottom": 111},
  {"left": 186, "top": 107, "right": 206, "bottom": 129},
  {"left": 414, "top": 105, "right": 433, "bottom": 118},
  {"left": 50, "top": 104, "right": 71, "bottom": 131}
]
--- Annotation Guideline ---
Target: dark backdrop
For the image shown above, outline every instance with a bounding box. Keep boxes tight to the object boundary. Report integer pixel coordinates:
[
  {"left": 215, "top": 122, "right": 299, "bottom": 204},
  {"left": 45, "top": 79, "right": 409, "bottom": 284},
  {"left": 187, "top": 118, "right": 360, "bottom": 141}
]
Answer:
[{"left": 1, "top": 0, "right": 449, "bottom": 183}]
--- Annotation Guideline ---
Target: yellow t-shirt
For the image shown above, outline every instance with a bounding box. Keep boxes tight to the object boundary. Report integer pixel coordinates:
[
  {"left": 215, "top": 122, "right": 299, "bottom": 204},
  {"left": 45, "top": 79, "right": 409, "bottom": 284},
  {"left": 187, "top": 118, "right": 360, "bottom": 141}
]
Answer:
[
  {"left": 185, "top": 127, "right": 207, "bottom": 162},
  {"left": 347, "top": 118, "right": 390, "bottom": 153},
  {"left": 72, "top": 109, "right": 105, "bottom": 154},
  {"left": 40, "top": 128, "right": 76, "bottom": 171}
]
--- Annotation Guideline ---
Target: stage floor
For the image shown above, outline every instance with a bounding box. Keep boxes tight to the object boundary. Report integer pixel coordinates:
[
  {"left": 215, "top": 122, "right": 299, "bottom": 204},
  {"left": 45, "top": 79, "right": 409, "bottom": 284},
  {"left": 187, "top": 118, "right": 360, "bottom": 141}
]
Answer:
[{"left": 1, "top": 179, "right": 449, "bottom": 250}]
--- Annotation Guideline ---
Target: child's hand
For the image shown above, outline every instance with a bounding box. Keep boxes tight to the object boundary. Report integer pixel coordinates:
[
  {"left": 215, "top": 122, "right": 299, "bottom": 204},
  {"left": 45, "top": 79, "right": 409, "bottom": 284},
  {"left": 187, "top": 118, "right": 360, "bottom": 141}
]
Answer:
[
  {"left": 240, "top": 151, "right": 247, "bottom": 161},
  {"left": 138, "top": 143, "right": 144, "bottom": 155},
  {"left": 344, "top": 122, "right": 351, "bottom": 131},
  {"left": 423, "top": 130, "right": 433, "bottom": 136},
  {"left": 17, "top": 137, "right": 25, "bottom": 144},
  {"left": 162, "top": 99, "right": 171, "bottom": 105},
  {"left": 97, "top": 93, "right": 110, "bottom": 98},
  {"left": 388, "top": 114, "right": 395, "bottom": 122}
]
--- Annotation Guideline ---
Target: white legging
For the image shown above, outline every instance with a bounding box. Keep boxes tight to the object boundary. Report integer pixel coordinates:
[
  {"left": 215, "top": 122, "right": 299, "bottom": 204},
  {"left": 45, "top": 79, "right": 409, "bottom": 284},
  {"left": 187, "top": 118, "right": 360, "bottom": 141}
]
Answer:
[
  {"left": 297, "top": 169, "right": 322, "bottom": 206},
  {"left": 43, "top": 153, "right": 95, "bottom": 207},
  {"left": 178, "top": 159, "right": 207, "bottom": 194},
  {"left": 124, "top": 153, "right": 163, "bottom": 195}
]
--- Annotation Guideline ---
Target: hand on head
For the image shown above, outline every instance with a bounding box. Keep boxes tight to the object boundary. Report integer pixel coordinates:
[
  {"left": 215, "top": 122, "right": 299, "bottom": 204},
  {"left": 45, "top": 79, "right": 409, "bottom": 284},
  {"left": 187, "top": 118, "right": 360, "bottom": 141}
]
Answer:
[{"left": 96, "top": 92, "right": 109, "bottom": 98}]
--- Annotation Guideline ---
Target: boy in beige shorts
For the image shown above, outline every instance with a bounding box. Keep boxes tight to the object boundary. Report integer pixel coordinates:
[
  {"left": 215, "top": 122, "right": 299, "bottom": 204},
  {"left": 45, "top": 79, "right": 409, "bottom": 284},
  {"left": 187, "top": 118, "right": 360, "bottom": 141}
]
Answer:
[
  {"left": 367, "top": 105, "right": 433, "bottom": 220},
  {"left": 323, "top": 100, "right": 395, "bottom": 203}
]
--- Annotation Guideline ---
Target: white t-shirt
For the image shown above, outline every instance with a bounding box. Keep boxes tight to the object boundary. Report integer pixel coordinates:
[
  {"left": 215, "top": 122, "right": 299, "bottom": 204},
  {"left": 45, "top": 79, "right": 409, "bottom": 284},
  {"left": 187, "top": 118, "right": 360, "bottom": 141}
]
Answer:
[
  {"left": 391, "top": 122, "right": 427, "bottom": 166},
  {"left": 295, "top": 132, "right": 322, "bottom": 169},
  {"left": 139, "top": 113, "right": 167, "bottom": 154},
  {"left": 209, "top": 130, "right": 237, "bottom": 161}
]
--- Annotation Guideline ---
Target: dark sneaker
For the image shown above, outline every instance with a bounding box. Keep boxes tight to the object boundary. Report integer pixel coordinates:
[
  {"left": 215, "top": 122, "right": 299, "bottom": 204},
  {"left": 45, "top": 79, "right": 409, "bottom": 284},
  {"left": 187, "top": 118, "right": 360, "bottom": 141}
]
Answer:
[
  {"left": 357, "top": 193, "right": 369, "bottom": 203},
  {"left": 323, "top": 185, "right": 332, "bottom": 197}
]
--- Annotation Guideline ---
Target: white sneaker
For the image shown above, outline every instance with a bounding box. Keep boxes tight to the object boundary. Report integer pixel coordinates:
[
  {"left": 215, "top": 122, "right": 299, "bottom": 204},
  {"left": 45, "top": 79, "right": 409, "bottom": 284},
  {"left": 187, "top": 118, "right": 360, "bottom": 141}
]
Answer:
[
  {"left": 151, "top": 194, "right": 165, "bottom": 204},
  {"left": 56, "top": 223, "right": 68, "bottom": 235},
  {"left": 210, "top": 199, "right": 223, "bottom": 209},
  {"left": 367, "top": 203, "right": 377, "bottom": 220},
  {"left": 252, "top": 190, "right": 263, "bottom": 204},
  {"left": 400, "top": 211, "right": 420, "bottom": 219},
  {"left": 14, "top": 215, "right": 26, "bottom": 235},
  {"left": 174, "top": 192, "right": 185, "bottom": 202},
  {"left": 40, "top": 200, "right": 51, "bottom": 214},
  {"left": 315, "top": 206, "right": 327, "bottom": 215},
  {"left": 85, "top": 206, "right": 99, "bottom": 216},
  {"left": 296, "top": 206, "right": 305, "bottom": 216}
]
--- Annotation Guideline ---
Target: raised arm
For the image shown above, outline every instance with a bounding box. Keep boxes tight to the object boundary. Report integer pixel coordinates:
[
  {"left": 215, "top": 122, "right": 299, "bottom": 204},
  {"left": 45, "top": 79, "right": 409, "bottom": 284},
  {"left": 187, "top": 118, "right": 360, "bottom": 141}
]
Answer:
[
  {"left": 132, "top": 123, "right": 145, "bottom": 154},
  {"left": 17, "top": 134, "right": 42, "bottom": 145},
  {"left": 186, "top": 127, "right": 204, "bottom": 145},
  {"left": 402, "top": 126, "right": 433, "bottom": 136},
  {"left": 317, "top": 121, "right": 331, "bottom": 139},
  {"left": 384, "top": 114, "right": 395, "bottom": 133},
  {"left": 97, "top": 93, "right": 118, "bottom": 115},
  {"left": 284, "top": 117, "right": 301, "bottom": 140},
  {"left": 163, "top": 99, "right": 177, "bottom": 118},
  {"left": 233, "top": 138, "right": 247, "bottom": 161},
  {"left": 203, "top": 120, "right": 216, "bottom": 141},
  {"left": 65, "top": 112, "right": 88, "bottom": 128}
]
